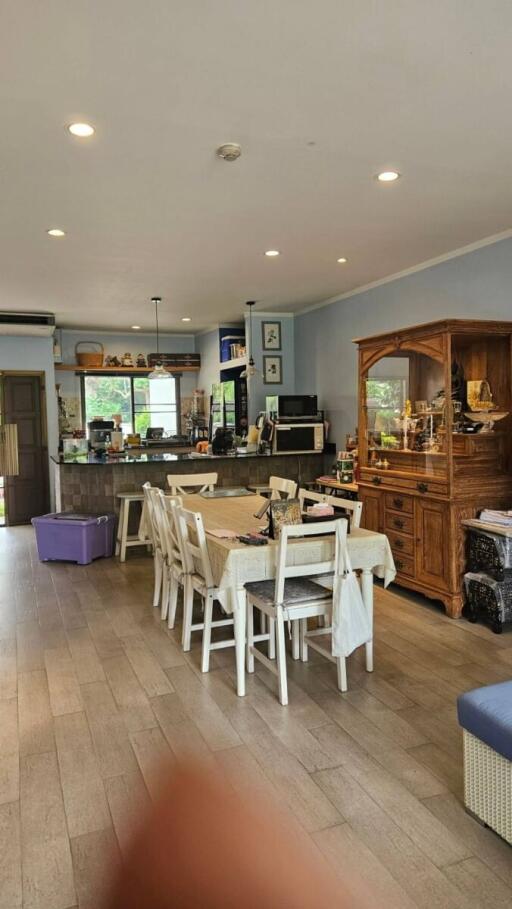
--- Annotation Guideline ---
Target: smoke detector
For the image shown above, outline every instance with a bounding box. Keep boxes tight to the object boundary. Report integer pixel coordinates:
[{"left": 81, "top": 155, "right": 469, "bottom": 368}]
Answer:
[{"left": 216, "top": 143, "right": 242, "bottom": 162}]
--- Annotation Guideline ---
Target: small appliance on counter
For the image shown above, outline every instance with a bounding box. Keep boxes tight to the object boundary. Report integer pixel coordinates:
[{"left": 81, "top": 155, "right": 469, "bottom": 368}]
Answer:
[
  {"left": 88, "top": 420, "right": 114, "bottom": 453},
  {"left": 266, "top": 394, "right": 319, "bottom": 422}
]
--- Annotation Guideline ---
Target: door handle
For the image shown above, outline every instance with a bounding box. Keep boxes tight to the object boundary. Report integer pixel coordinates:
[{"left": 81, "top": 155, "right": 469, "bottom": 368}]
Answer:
[
  {"left": 417, "top": 482, "right": 429, "bottom": 493},
  {"left": 393, "top": 497, "right": 404, "bottom": 509},
  {"left": 393, "top": 518, "right": 404, "bottom": 529},
  {"left": 394, "top": 538, "right": 404, "bottom": 549},
  {"left": 372, "top": 476, "right": 382, "bottom": 485}
]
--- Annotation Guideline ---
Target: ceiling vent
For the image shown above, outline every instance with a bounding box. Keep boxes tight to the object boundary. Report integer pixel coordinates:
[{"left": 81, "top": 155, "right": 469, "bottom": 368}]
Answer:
[{"left": 0, "top": 312, "right": 56, "bottom": 337}]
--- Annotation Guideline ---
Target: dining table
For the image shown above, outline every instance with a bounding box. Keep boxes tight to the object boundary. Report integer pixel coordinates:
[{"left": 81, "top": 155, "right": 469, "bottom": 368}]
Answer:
[{"left": 181, "top": 492, "right": 396, "bottom": 697}]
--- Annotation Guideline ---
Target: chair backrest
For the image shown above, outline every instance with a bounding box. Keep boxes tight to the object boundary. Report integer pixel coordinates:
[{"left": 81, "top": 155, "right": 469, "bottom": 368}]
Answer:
[
  {"left": 156, "top": 490, "right": 184, "bottom": 570},
  {"left": 298, "top": 487, "right": 362, "bottom": 528},
  {"left": 175, "top": 506, "right": 215, "bottom": 589},
  {"left": 274, "top": 518, "right": 348, "bottom": 605},
  {"left": 269, "top": 475, "right": 298, "bottom": 500},
  {"left": 167, "top": 472, "right": 218, "bottom": 496},
  {"left": 142, "top": 481, "right": 163, "bottom": 547}
]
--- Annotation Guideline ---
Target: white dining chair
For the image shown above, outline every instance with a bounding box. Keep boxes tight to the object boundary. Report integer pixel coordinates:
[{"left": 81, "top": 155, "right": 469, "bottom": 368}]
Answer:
[
  {"left": 167, "top": 472, "right": 218, "bottom": 496},
  {"left": 175, "top": 505, "right": 235, "bottom": 671},
  {"left": 154, "top": 490, "right": 184, "bottom": 625},
  {"left": 298, "top": 487, "right": 362, "bottom": 528},
  {"left": 269, "top": 476, "right": 298, "bottom": 500},
  {"left": 142, "top": 482, "right": 165, "bottom": 609},
  {"left": 245, "top": 519, "right": 348, "bottom": 706}
]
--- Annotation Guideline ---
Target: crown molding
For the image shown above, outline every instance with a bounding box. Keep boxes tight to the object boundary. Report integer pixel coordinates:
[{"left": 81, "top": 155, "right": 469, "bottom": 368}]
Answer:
[{"left": 297, "top": 228, "right": 512, "bottom": 318}]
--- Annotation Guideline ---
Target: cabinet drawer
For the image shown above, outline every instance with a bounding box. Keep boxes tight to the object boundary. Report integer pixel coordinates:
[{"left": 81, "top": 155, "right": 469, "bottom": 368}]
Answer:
[
  {"left": 393, "top": 554, "right": 415, "bottom": 577},
  {"left": 360, "top": 471, "right": 448, "bottom": 497},
  {"left": 388, "top": 531, "right": 415, "bottom": 557},
  {"left": 384, "top": 493, "right": 414, "bottom": 514},
  {"left": 385, "top": 510, "right": 414, "bottom": 535}
]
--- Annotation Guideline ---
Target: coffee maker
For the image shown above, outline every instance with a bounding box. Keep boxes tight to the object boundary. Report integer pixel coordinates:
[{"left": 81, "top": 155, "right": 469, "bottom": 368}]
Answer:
[{"left": 88, "top": 420, "right": 114, "bottom": 453}]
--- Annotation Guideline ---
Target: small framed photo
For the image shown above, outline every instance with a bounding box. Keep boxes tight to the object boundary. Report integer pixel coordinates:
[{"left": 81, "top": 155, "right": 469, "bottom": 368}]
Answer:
[
  {"left": 263, "top": 355, "right": 282, "bottom": 384},
  {"left": 262, "top": 321, "right": 281, "bottom": 350}
]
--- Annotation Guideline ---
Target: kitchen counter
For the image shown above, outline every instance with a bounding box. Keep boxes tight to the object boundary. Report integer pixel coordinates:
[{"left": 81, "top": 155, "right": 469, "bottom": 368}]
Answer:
[{"left": 53, "top": 451, "right": 324, "bottom": 517}]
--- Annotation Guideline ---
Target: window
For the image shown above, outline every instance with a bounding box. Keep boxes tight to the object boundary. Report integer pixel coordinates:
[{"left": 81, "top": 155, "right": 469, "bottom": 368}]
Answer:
[{"left": 82, "top": 374, "right": 180, "bottom": 436}]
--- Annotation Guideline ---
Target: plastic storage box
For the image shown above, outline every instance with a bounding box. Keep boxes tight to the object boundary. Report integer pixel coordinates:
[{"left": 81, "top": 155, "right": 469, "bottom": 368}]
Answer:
[
  {"left": 32, "top": 512, "right": 115, "bottom": 564},
  {"left": 467, "top": 527, "right": 512, "bottom": 580},
  {"left": 464, "top": 571, "right": 512, "bottom": 634}
]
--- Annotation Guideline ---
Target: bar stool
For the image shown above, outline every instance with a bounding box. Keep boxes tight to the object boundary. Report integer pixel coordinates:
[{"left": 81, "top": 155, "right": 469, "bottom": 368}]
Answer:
[{"left": 116, "top": 491, "right": 146, "bottom": 562}]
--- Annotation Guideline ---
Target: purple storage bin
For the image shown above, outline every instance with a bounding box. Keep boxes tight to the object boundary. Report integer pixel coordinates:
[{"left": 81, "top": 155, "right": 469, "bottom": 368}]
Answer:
[{"left": 32, "top": 512, "right": 115, "bottom": 565}]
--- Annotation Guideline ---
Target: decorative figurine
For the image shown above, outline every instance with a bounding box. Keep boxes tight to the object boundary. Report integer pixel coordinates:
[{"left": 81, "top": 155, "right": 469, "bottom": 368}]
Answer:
[
  {"left": 105, "top": 354, "right": 121, "bottom": 367},
  {"left": 121, "top": 352, "right": 134, "bottom": 367},
  {"left": 136, "top": 353, "right": 147, "bottom": 368}
]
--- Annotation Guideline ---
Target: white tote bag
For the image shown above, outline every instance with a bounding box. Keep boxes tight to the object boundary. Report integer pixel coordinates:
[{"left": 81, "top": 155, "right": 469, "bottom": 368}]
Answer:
[{"left": 331, "top": 534, "right": 372, "bottom": 659}]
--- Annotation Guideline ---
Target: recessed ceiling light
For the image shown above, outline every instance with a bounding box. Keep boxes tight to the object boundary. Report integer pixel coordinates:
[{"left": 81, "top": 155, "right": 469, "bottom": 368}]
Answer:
[
  {"left": 265, "top": 250, "right": 280, "bottom": 257},
  {"left": 337, "top": 257, "right": 348, "bottom": 264},
  {"left": 131, "top": 325, "right": 141, "bottom": 330},
  {"left": 47, "top": 228, "right": 65, "bottom": 237},
  {"left": 181, "top": 317, "right": 191, "bottom": 322},
  {"left": 377, "top": 170, "right": 400, "bottom": 182},
  {"left": 68, "top": 122, "right": 95, "bottom": 138}
]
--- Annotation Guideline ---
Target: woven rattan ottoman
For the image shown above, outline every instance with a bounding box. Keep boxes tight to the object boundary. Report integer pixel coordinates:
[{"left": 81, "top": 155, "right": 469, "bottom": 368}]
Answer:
[{"left": 457, "top": 681, "right": 512, "bottom": 844}]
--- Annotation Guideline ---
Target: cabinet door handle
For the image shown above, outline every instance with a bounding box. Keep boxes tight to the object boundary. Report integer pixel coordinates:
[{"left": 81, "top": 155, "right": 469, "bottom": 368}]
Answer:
[
  {"left": 395, "top": 559, "right": 404, "bottom": 570},
  {"left": 394, "top": 538, "right": 404, "bottom": 549},
  {"left": 393, "top": 497, "right": 404, "bottom": 509},
  {"left": 417, "top": 482, "right": 428, "bottom": 493},
  {"left": 393, "top": 518, "right": 404, "bottom": 529},
  {"left": 372, "top": 476, "right": 382, "bottom": 485}
]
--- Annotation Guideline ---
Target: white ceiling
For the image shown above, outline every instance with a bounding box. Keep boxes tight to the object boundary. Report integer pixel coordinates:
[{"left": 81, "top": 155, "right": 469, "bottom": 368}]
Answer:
[{"left": 1, "top": 1, "right": 512, "bottom": 332}]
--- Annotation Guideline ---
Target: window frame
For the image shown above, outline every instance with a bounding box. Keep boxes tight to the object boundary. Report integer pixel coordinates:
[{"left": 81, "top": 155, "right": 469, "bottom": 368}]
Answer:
[{"left": 80, "top": 371, "right": 182, "bottom": 436}]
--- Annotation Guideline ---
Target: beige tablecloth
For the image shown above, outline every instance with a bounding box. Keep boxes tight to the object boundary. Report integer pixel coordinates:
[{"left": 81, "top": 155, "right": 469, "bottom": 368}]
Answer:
[{"left": 182, "top": 494, "right": 396, "bottom": 613}]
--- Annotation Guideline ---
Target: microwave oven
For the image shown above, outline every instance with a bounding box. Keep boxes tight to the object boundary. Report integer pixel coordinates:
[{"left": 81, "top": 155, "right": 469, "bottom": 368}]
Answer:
[
  {"left": 272, "top": 422, "right": 324, "bottom": 454},
  {"left": 266, "top": 394, "right": 318, "bottom": 420}
]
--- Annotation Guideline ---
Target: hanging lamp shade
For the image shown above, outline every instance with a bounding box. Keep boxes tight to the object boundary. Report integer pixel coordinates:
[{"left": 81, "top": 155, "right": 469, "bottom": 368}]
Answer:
[
  {"left": 240, "top": 300, "right": 259, "bottom": 378},
  {"left": 148, "top": 296, "right": 170, "bottom": 380}
]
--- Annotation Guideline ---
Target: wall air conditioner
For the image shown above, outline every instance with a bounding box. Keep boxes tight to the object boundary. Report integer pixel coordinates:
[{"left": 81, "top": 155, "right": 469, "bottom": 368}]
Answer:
[{"left": 0, "top": 312, "right": 56, "bottom": 337}]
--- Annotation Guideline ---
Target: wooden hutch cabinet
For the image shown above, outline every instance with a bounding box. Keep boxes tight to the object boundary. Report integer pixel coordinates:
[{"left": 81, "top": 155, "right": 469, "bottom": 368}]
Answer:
[{"left": 355, "top": 319, "right": 512, "bottom": 617}]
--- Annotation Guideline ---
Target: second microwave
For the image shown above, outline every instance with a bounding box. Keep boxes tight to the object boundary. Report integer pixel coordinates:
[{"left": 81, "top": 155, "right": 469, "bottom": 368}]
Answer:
[{"left": 272, "top": 422, "right": 324, "bottom": 454}]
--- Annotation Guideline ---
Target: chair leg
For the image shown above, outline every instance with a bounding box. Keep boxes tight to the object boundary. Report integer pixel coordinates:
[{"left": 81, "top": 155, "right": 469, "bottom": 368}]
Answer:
[
  {"left": 160, "top": 570, "right": 169, "bottom": 620},
  {"left": 291, "top": 620, "right": 300, "bottom": 660},
  {"left": 167, "top": 576, "right": 179, "bottom": 630},
  {"left": 317, "top": 615, "right": 326, "bottom": 628},
  {"left": 115, "top": 501, "right": 123, "bottom": 556},
  {"left": 268, "top": 618, "right": 276, "bottom": 660},
  {"left": 300, "top": 618, "right": 308, "bottom": 662},
  {"left": 118, "top": 500, "right": 130, "bottom": 562},
  {"left": 153, "top": 551, "right": 163, "bottom": 608},
  {"left": 336, "top": 657, "right": 348, "bottom": 692},
  {"left": 201, "top": 594, "right": 213, "bottom": 673},
  {"left": 182, "top": 578, "right": 194, "bottom": 651},
  {"left": 275, "top": 610, "right": 288, "bottom": 706},
  {"left": 260, "top": 613, "right": 267, "bottom": 634},
  {"left": 246, "top": 601, "right": 255, "bottom": 673}
]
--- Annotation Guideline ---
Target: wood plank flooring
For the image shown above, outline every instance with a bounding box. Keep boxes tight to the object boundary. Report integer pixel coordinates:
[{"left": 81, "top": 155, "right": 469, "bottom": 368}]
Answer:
[{"left": 0, "top": 525, "right": 511, "bottom": 909}]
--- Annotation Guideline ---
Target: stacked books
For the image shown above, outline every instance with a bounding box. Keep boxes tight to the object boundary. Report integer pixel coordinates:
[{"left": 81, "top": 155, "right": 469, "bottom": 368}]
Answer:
[{"left": 478, "top": 510, "right": 512, "bottom": 527}]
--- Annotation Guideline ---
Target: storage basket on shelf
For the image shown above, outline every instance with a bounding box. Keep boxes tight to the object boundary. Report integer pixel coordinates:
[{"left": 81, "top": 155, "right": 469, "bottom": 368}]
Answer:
[
  {"left": 75, "top": 341, "right": 104, "bottom": 367},
  {"left": 464, "top": 571, "right": 512, "bottom": 633}
]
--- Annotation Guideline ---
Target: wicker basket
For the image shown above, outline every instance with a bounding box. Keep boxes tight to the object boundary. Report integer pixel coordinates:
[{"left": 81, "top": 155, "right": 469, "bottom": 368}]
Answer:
[{"left": 75, "top": 341, "right": 104, "bottom": 367}]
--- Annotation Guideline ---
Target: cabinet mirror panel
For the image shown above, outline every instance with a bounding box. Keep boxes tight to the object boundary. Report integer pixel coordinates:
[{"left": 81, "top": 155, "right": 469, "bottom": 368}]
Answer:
[{"left": 363, "top": 351, "right": 448, "bottom": 479}]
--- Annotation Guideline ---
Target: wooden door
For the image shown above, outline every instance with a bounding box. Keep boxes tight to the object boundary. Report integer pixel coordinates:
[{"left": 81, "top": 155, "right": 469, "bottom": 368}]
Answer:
[
  {"left": 414, "top": 498, "right": 449, "bottom": 591},
  {"left": 2, "top": 374, "right": 49, "bottom": 525},
  {"left": 359, "top": 486, "right": 383, "bottom": 533}
]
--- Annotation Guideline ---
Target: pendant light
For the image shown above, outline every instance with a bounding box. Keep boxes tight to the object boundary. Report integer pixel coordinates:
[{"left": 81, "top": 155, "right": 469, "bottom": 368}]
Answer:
[
  {"left": 241, "top": 300, "right": 258, "bottom": 378},
  {"left": 148, "top": 296, "right": 170, "bottom": 380}
]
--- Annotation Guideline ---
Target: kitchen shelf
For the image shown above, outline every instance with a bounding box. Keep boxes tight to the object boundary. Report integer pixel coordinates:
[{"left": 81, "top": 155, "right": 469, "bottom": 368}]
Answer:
[
  {"left": 55, "top": 364, "right": 200, "bottom": 374},
  {"left": 219, "top": 356, "right": 247, "bottom": 371}
]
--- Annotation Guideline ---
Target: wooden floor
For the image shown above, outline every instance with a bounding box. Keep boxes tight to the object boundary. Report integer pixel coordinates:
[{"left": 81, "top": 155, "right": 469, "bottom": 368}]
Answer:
[{"left": 1, "top": 527, "right": 511, "bottom": 909}]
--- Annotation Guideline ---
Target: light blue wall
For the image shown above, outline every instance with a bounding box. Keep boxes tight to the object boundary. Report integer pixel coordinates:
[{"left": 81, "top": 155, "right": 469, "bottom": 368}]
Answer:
[
  {"left": 0, "top": 336, "right": 59, "bottom": 503},
  {"left": 196, "top": 329, "right": 221, "bottom": 405},
  {"left": 246, "top": 313, "right": 295, "bottom": 423},
  {"left": 295, "top": 236, "right": 512, "bottom": 449}
]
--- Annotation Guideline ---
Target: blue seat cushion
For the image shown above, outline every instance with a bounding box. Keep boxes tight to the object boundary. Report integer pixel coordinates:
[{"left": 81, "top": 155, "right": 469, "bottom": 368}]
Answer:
[{"left": 457, "top": 681, "right": 512, "bottom": 762}]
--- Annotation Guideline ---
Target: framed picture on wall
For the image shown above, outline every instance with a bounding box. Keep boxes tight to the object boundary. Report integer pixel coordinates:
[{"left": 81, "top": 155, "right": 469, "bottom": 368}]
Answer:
[
  {"left": 261, "top": 321, "right": 282, "bottom": 350},
  {"left": 263, "top": 355, "right": 282, "bottom": 384}
]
